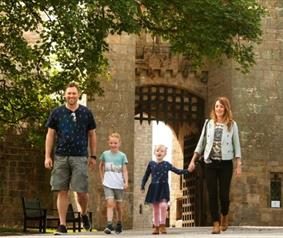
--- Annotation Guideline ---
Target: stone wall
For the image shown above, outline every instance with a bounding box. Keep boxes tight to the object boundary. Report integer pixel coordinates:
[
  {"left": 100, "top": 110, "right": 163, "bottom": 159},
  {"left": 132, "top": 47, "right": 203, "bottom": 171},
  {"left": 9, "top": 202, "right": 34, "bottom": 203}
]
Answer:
[
  {"left": 2, "top": 0, "right": 283, "bottom": 228},
  {"left": 170, "top": 132, "right": 184, "bottom": 227},
  {"left": 207, "top": 0, "right": 283, "bottom": 225},
  {"left": 0, "top": 132, "right": 52, "bottom": 226},
  {"left": 230, "top": 0, "right": 283, "bottom": 225},
  {"left": 87, "top": 33, "right": 136, "bottom": 230},
  {"left": 135, "top": 34, "right": 208, "bottom": 98},
  {"left": 133, "top": 121, "right": 152, "bottom": 228}
]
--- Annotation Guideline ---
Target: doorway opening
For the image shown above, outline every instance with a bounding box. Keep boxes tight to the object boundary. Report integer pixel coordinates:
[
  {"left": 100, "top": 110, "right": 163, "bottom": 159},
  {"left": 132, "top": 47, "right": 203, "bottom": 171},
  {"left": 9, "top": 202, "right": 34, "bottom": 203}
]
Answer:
[{"left": 134, "top": 84, "right": 207, "bottom": 227}]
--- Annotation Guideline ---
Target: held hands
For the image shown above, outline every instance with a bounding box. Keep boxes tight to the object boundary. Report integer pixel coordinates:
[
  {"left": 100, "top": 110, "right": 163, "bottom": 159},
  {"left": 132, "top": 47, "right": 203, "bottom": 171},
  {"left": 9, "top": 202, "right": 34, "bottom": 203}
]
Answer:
[{"left": 188, "top": 160, "right": 196, "bottom": 172}]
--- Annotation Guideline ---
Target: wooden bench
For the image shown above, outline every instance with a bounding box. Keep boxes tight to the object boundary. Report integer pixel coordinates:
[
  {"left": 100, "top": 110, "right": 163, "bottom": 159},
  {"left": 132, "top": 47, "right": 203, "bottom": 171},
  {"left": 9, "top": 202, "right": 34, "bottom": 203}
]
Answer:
[{"left": 21, "top": 197, "right": 92, "bottom": 233}]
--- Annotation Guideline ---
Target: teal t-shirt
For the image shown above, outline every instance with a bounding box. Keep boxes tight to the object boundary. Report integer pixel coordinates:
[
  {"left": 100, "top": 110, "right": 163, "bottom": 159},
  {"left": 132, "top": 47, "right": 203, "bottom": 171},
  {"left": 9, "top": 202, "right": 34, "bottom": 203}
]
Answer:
[{"left": 100, "top": 150, "right": 128, "bottom": 189}]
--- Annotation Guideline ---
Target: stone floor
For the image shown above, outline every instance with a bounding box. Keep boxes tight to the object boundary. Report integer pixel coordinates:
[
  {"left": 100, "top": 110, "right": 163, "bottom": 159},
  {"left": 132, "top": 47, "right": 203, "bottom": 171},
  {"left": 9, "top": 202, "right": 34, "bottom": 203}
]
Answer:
[{"left": 4, "top": 226, "right": 283, "bottom": 238}]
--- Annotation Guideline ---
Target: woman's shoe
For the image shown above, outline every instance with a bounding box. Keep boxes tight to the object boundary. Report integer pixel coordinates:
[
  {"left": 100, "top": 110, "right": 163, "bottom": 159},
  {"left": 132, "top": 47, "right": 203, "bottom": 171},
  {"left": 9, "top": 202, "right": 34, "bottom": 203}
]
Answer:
[
  {"left": 221, "top": 215, "right": 228, "bottom": 231},
  {"left": 152, "top": 226, "right": 159, "bottom": 235},
  {"left": 211, "top": 221, "right": 221, "bottom": 234},
  {"left": 159, "top": 224, "right": 167, "bottom": 234}
]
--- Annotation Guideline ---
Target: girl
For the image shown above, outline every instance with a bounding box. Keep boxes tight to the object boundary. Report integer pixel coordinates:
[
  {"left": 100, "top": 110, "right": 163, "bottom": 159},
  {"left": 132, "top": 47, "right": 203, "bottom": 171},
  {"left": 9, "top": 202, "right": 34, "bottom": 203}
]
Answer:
[
  {"left": 141, "top": 144, "right": 189, "bottom": 235},
  {"left": 188, "top": 96, "right": 242, "bottom": 234}
]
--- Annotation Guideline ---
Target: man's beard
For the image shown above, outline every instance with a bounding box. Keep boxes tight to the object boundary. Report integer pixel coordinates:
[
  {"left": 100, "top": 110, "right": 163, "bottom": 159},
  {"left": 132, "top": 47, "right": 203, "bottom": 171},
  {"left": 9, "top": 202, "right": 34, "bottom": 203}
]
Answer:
[{"left": 67, "top": 98, "right": 78, "bottom": 105}]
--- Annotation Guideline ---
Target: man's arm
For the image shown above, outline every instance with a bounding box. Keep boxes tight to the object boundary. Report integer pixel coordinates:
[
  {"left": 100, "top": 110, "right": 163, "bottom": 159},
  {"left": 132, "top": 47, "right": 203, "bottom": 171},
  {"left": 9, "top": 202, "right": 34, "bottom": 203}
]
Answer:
[
  {"left": 45, "top": 128, "right": 55, "bottom": 169},
  {"left": 88, "top": 129, "right": 97, "bottom": 169}
]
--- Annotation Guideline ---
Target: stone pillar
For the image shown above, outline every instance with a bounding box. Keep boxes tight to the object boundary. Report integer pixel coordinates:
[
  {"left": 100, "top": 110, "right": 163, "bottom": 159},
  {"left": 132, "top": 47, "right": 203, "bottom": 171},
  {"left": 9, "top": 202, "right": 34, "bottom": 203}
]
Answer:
[
  {"left": 87, "top": 33, "right": 136, "bottom": 229},
  {"left": 133, "top": 121, "right": 153, "bottom": 228},
  {"left": 170, "top": 132, "right": 184, "bottom": 227}
]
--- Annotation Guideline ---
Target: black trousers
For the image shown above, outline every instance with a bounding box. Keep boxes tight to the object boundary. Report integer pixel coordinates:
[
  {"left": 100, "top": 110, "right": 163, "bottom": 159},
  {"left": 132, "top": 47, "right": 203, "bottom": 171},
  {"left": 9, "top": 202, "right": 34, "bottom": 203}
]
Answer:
[{"left": 204, "top": 160, "right": 233, "bottom": 222}]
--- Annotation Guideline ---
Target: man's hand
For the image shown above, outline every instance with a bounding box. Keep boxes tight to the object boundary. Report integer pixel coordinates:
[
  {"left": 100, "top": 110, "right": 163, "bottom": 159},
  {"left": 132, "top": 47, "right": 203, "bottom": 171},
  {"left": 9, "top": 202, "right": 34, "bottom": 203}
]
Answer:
[
  {"left": 88, "top": 158, "right": 96, "bottom": 170},
  {"left": 44, "top": 157, "right": 53, "bottom": 169}
]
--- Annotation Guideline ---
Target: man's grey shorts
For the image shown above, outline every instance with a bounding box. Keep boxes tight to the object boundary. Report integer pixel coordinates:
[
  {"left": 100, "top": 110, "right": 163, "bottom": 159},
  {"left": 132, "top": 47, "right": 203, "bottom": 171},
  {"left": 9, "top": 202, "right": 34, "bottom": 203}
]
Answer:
[
  {"left": 103, "top": 186, "right": 124, "bottom": 202},
  {"left": 51, "top": 155, "right": 88, "bottom": 192}
]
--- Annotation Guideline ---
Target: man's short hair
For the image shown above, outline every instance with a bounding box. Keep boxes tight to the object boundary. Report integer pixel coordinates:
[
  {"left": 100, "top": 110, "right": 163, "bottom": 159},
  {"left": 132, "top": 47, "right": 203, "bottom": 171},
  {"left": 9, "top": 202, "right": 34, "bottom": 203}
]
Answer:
[{"left": 66, "top": 82, "right": 80, "bottom": 93}]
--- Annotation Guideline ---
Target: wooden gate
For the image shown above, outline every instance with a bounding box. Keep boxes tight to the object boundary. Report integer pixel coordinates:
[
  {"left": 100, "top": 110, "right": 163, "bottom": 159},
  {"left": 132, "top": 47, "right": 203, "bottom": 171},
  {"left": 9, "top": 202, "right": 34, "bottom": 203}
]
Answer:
[{"left": 182, "top": 135, "right": 207, "bottom": 226}]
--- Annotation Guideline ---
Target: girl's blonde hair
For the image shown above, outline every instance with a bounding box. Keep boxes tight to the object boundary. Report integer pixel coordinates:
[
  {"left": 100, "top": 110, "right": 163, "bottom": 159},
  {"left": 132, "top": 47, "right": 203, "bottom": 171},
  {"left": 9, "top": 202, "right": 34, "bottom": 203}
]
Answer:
[
  {"left": 154, "top": 144, "right": 168, "bottom": 152},
  {"left": 108, "top": 132, "right": 121, "bottom": 141},
  {"left": 210, "top": 96, "right": 233, "bottom": 130}
]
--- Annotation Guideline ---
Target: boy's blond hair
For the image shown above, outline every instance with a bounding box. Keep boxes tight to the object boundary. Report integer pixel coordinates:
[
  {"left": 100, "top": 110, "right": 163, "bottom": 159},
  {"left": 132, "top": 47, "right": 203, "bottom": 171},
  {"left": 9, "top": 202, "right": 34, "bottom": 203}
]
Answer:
[
  {"left": 154, "top": 144, "right": 167, "bottom": 152},
  {"left": 108, "top": 132, "right": 121, "bottom": 141}
]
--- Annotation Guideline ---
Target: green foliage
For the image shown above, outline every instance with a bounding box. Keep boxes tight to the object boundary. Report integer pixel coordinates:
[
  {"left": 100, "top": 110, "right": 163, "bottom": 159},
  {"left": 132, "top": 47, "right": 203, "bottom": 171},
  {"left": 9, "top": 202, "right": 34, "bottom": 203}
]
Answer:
[
  {"left": 0, "top": 0, "right": 265, "bottom": 147},
  {"left": 138, "top": 0, "right": 266, "bottom": 71}
]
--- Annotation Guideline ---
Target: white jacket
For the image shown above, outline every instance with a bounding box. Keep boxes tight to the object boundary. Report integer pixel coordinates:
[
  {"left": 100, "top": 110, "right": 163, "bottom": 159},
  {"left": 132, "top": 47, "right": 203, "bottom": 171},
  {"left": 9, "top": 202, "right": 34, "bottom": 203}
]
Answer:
[{"left": 194, "top": 119, "right": 241, "bottom": 162}]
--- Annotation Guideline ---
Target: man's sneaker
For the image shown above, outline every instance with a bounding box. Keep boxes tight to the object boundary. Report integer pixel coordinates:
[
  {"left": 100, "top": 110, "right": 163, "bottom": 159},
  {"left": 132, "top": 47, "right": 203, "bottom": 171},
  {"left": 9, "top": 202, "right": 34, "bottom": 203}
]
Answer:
[
  {"left": 54, "top": 224, "right": 67, "bottom": 235},
  {"left": 81, "top": 214, "right": 92, "bottom": 231},
  {"left": 115, "top": 222, "right": 123, "bottom": 234},
  {"left": 104, "top": 223, "right": 114, "bottom": 234}
]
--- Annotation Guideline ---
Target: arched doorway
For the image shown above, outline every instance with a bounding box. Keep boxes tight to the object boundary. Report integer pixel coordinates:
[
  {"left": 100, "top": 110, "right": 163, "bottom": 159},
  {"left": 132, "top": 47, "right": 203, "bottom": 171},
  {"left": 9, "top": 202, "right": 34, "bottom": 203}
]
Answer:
[{"left": 134, "top": 84, "right": 207, "bottom": 227}]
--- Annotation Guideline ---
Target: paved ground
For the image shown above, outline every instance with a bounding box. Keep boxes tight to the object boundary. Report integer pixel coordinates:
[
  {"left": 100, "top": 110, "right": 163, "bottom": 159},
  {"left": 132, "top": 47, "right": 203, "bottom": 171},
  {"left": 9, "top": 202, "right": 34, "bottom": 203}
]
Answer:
[{"left": 4, "top": 226, "right": 283, "bottom": 238}]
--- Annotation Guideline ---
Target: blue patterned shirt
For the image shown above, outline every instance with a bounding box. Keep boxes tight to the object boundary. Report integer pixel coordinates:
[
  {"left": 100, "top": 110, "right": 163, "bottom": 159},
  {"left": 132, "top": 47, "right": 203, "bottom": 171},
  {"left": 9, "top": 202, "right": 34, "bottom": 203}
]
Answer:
[{"left": 46, "top": 105, "right": 96, "bottom": 156}]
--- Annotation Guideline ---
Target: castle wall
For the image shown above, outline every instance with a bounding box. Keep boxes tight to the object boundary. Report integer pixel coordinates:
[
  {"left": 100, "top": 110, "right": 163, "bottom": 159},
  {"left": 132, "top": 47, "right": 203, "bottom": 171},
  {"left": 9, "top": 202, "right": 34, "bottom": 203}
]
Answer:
[
  {"left": 0, "top": 133, "right": 52, "bottom": 226},
  {"left": 133, "top": 121, "right": 152, "bottom": 228},
  {"left": 207, "top": 0, "right": 283, "bottom": 225},
  {"left": 87, "top": 34, "right": 136, "bottom": 229},
  {"left": 2, "top": 1, "right": 283, "bottom": 228}
]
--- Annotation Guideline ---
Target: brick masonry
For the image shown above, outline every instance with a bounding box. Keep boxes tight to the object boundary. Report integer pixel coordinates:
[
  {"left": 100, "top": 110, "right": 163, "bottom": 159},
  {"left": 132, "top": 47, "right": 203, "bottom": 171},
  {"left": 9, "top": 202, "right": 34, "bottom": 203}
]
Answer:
[
  {"left": 207, "top": 0, "right": 283, "bottom": 226},
  {"left": 87, "top": 34, "right": 136, "bottom": 229},
  {"left": 0, "top": 131, "right": 54, "bottom": 226}
]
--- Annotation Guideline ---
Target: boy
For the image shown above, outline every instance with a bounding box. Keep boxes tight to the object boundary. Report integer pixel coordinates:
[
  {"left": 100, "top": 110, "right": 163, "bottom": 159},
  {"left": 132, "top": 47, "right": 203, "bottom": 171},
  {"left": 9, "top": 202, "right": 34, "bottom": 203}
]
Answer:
[{"left": 99, "top": 132, "right": 128, "bottom": 234}]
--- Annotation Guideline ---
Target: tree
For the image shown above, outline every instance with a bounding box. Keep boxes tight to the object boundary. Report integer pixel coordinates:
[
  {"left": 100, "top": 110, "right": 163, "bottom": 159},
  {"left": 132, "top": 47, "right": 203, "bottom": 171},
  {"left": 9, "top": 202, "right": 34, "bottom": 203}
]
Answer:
[{"left": 0, "top": 0, "right": 265, "bottom": 145}]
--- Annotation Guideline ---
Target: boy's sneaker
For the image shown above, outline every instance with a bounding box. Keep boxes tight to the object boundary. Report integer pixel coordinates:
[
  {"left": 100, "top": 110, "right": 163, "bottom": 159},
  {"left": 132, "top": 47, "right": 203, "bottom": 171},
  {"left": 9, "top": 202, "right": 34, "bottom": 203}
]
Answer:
[
  {"left": 104, "top": 223, "right": 114, "bottom": 234},
  {"left": 115, "top": 222, "right": 123, "bottom": 234},
  {"left": 54, "top": 224, "right": 67, "bottom": 235},
  {"left": 81, "top": 214, "right": 92, "bottom": 231}
]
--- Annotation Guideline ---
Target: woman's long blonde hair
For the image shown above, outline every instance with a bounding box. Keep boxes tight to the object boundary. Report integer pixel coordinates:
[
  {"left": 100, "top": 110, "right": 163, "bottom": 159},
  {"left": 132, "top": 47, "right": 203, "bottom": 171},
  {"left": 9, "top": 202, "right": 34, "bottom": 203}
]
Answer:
[{"left": 210, "top": 96, "right": 233, "bottom": 130}]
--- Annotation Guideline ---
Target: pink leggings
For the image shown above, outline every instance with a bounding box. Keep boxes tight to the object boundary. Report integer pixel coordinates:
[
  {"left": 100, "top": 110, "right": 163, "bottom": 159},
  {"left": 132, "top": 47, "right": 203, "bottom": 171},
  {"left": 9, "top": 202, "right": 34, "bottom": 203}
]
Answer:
[{"left": 152, "top": 200, "right": 168, "bottom": 226}]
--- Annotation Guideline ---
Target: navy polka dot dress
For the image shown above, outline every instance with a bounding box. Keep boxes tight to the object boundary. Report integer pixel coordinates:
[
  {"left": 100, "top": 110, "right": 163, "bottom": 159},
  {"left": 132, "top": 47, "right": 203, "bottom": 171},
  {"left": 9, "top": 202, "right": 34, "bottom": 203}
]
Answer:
[{"left": 141, "top": 160, "right": 189, "bottom": 204}]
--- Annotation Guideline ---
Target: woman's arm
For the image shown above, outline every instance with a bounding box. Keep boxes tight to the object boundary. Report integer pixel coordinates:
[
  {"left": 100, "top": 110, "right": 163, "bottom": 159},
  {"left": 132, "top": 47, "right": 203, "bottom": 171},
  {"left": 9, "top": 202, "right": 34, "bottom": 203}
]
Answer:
[
  {"left": 188, "top": 120, "right": 209, "bottom": 172},
  {"left": 194, "top": 119, "right": 209, "bottom": 155},
  {"left": 232, "top": 121, "right": 241, "bottom": 158}
]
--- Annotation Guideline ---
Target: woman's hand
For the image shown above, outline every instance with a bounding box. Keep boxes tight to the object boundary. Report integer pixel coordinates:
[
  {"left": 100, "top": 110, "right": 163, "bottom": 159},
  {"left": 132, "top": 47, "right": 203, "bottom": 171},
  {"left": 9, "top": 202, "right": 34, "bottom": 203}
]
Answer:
[
  {"left": 188, "top": 160, "right": 196, "bottom": 172},
  {"left": 235, "top": 158, "right": 242, "bottom": 177},
  {"left": 235, "top": 165, "right": 242, "bottom": 177}
]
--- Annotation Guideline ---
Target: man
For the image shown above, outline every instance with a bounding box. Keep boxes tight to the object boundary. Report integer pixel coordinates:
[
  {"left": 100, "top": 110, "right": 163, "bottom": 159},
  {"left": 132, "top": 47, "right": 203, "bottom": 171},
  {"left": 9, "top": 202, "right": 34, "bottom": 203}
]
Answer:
[{"left": 45, "top": 82, "right": 97, "bottom": 235}]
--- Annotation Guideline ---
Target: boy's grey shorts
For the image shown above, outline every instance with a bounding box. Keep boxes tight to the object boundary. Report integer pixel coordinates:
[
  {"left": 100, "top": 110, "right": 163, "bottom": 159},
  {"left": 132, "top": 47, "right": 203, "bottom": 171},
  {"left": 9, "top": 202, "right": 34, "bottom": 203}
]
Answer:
[
  {"left": 51, "top": 155, "right": 88, "bottom": 192},
  {"left": 103, "top": 186, "right": 124, "bottom": 202}
]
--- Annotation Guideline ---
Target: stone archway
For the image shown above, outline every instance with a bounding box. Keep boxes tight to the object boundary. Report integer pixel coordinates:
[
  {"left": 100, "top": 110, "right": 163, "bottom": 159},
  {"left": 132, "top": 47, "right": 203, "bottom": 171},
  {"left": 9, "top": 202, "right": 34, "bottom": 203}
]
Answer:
[{"left": 133, "top": 84, "right": 207, "bottom": 228}]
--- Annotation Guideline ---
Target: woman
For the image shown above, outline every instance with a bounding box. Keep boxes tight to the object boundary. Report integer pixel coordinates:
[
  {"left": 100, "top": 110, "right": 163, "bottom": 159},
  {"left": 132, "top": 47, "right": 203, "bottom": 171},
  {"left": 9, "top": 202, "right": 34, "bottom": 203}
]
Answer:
[{"left": 188, "top": 96, "right": 242, "bottom": 234}]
